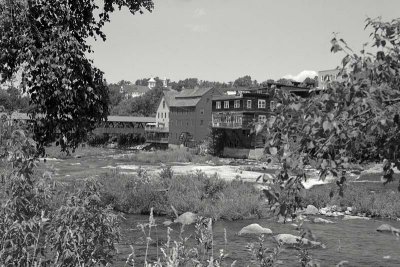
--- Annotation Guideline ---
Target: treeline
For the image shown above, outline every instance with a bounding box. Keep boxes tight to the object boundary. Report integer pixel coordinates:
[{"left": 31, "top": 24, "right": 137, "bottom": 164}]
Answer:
[{"left": 106, "top": 75, "right": 318, "bottom": 117}]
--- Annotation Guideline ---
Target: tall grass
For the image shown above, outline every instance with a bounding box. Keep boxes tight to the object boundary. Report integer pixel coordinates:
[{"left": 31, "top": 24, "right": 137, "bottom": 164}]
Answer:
[
  {"left": 98, "top": 168, "right": 266, "bottom": 221},
  {"left": 303, "top": 183, "right": 400, "bottom": 219}
]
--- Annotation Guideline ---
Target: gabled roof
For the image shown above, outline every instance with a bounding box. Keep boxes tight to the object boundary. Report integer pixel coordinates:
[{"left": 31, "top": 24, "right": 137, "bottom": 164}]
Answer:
[
  {"left": 107, "top": 116, "right": 155, "bottom": 123},
  {"left": 163, "top": 90, "right": 178, "bottom": 107},
  {"left": 175, "top": 87, "right": 213, "bottom": 98},
  {"left": 169, "top": 98, "right": 201, "bottom": 107}
]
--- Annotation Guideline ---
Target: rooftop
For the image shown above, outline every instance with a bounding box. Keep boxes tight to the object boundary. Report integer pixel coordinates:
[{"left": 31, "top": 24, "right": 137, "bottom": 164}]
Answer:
[{"left": 175, "top": 87, "right": 212, "bottom": 98}]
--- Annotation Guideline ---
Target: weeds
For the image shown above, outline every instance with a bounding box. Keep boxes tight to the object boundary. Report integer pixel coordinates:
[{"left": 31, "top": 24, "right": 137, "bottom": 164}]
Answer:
[
  {"left": 303, "top": 183, "right": 400, "bottom": 218},
  {"left": 99, "top": 169, "right": 265, "bottom": 220}
]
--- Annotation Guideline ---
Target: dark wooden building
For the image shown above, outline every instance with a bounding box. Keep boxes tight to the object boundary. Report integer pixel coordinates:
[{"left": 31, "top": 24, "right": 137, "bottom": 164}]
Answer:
[{"left": 211, "top": 88, "right": 273, "bottom": 149}]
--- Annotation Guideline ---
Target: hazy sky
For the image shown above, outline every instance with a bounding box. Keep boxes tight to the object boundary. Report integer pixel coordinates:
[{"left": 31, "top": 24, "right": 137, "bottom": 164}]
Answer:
[{"left": 88, "top": 0, "right": 400, "bottom": 83}]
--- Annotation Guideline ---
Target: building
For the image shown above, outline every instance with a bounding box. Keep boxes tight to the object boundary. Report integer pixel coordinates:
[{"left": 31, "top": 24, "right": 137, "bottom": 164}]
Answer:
[
  {"left": 211, "top": 83, "right": 316, "bottom": 158},
  {"left": 211, "top": 88, "right": 273, "bottom": 158},
  {"left": 168, "top": 87, "right": 222, "bottom": 147},
  {"left": 148, "top": 77, "right": 156, "bottom": 89},
  {"left": 144, "top": 90, "right": 177, "bottom": 147},
  {"left": 318, "top": 69, "right": 343, "bottom": 89},
  {"left": 123, "top": 84, "right": 150, "bottom": 98}
]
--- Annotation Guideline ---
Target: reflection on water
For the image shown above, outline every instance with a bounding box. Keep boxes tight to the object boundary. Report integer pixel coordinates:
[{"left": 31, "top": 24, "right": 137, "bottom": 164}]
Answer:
[{"left": 116, "top": 214, "right": 400, "bottom": 266}]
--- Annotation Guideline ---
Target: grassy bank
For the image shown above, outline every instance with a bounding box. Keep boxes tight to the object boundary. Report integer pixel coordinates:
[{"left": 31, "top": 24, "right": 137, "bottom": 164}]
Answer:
[
  {"left": 303, "top": 179, "right": 400, "bottom": 219},
  {"left": 98, "top": 167, "right": 267, "bottom": 221}
]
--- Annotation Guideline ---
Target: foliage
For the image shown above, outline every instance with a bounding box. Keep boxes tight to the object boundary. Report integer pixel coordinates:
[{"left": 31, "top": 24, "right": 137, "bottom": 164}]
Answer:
[
  {"left": 303, "top": 182, "right": 400, "bottom": 219},
  {"left": 49, "top": 179, "right": 120, "bottom": 267},
  {"left": 99, "top": 170, "right": 265, "bottom": 220},
  {"left": 247, "top": 235, "right": 282, "bottom": 267},
  {"left": 0, "top": 129, "right": 122, "bottom": 266},
  {"left": 169, "top": 78, "right": 199, "bottom": 91},
  {"left": 233, "top": 75, "right": 253, "bottom": 88},
  {"left": 111, "top": 86, "right": 164, "bottom": 116},
  {"left": 0, "top": 0, "right": 153, "bottom": 154},
  {"left": 262, "top": 17, "right": 400, "bottom": 219},
  {"left": 0, "top": 130, "right": 51, "bottom": 266},
  {"left": 206, "top": 128, "right": 226, "bottom": 156}
]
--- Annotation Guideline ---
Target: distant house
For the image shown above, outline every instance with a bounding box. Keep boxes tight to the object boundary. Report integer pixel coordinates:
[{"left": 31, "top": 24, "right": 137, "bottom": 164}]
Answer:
[
  {"left": 318, "top": 69, "right": 340, "bottom": 89},
  {"left": 122, "top": 85, "right": 150, "bottom": 98},
  {"left": 145, "top": 90, "right": 177, "bottom": 147},
  {"left": 121, "top": 77, "right": 169, "bottom": 99},
  {"left": 168, "top": 87, "right": 222, "bottom": 147}
]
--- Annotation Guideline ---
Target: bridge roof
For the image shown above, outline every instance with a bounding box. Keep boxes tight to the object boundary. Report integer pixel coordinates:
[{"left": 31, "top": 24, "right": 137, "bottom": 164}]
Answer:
[{"left": 107, "top": 116, "right": 155, "bottom": 123}]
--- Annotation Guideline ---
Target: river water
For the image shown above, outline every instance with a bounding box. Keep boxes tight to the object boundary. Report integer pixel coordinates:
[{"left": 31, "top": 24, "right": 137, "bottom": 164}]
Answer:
[
  {"left": 115, "top": 214, "right": 400, "bottom": 267},
  {"left": 40, "top": 150, "right": 400, "bottom": 266}
]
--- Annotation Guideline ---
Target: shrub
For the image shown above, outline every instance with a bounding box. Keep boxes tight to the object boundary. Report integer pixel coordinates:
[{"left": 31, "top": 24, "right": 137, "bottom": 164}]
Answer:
[{"left": 49, "top": 179, "right": 120, "bottom": 266}]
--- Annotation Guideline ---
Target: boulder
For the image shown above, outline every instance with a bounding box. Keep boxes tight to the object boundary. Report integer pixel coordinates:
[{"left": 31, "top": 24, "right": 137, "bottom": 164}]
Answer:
[
  {"left": 303, "top": 205, "right": 319, "bottom": 215},
  {"left": 174, "top": 212, "right": 197, "bottom": 225},
  {"left": 319, "top": 207, "right": 328, "bottom": 215},
  {"left": 325, "top": 211, "right": 344, "bottom": 217},
  {"left": 312, "top": 217, "right": 335, "bottom": 224},
  {"left": 273, "top": 234, "right": 326, "bottom": 249},
  {"left": 342, "top": 215, "right": 370, "bottom": 220},
  {"left": 238, "top": 223, "right": 272, "bottom": 235},
  {"left": 162, "top": 220, "right": 173, "bottom": 226},
  {"left": 377, "top": 224, "right": 400, "bottom": 234},
  {"left": 277, "top": 215, "right": 293, "bottom": 224}
]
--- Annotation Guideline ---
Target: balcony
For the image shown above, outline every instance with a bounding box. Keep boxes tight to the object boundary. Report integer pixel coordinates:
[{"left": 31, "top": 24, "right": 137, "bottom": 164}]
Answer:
[
  {"left": 212, "top": 121, "right": 243, "bottom": 129},
  {"left": 145, "top": 126, "right": 169, "bottom": 133}
]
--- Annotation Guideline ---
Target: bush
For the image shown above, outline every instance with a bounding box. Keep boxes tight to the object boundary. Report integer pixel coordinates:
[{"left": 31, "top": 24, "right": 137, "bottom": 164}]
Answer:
[
  {"left": 49, "top": 180, "right": 120, "bottom": 266},
  {"left": 87, "top": 133, "right": 110, "bottom": 146}
]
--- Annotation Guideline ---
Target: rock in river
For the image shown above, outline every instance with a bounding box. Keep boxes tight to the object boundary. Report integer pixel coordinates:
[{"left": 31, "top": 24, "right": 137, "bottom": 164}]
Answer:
[
  {"left": 377, "top": 224, "right": 400, "bottom": 234},
  {"left": 174, "top": 212, "right": 197, "bottom": 225},
  {"left": 274, "top": 234, "right": 326, "bottom": 249},
  {"left": 312, "top": 217, "right": 335, "bottom": 224},
  {"left": 303, "top": 205, "right": 319, "bottom": 215},
  {"left": 238, "top": 223, "right": 273, "bottom": 235},
  {"left": 342, "top": 215, "right": 370, "bottom": 220}
]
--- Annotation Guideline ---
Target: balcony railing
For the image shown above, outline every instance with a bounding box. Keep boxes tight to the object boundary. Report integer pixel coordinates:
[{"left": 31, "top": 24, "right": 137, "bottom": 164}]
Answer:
[
  {"left": 145, "top": 126, "right": 169, "bottom": 133},
  {"left": 212, "top": 121, "right": 243, "bottom": 129}
]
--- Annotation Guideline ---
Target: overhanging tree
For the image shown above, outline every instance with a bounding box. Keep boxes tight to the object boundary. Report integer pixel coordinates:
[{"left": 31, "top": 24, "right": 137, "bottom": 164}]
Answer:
[
  {"left": 262, "top": 17, "right": 400, "bottom": 219},
  {"left": 0, "top": 0, "right": 153, "bottom": 154}
]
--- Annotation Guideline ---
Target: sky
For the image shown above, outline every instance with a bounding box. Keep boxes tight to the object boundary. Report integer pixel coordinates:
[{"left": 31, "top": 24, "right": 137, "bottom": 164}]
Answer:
[{"left": 88, "top": 0, "right": 400, "bottom": 84}]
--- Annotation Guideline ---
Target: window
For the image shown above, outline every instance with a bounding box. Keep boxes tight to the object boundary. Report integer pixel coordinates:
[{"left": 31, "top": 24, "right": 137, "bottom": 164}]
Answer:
[
  {"left": 163, "top": 100, "right": 165, "bottom": 108},
  {"left": 200, "top": 120, "right": 204, "bottom": 125},
  {"left": 224, "top": 101, "right": 229, "bottom": 109},
  {"left": 258, "top": 115, "right": 267, "bottom": 123},
  {"left": 200, "top": 109, "right": 204, "bottom": 115},
  {"left": 161, "top": 113, "right": 163, "bottom": 119},
  {"left": 234, "top": 100, "right": 240, "bottom": 108},
  {"left": 258, "top": 99, "right": 266, "bottom": 109},
  {"left": 247, "top": 100, "right": 252, "bottom": 109},
  {"left": 158, "top": 112, "right": 160, "bottom": 118},
  {"left": 165, "top": 112, "right": 167, "bottom": 118},
  {"left": 270, "top": 101, "right": 276, "bottom": 111},
  {"left": 216, "top": 101, "right": 221, "bottom": 109}
]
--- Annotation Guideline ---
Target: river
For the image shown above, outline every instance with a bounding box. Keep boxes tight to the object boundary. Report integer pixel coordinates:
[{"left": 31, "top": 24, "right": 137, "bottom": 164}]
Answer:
[{"left": 114, "top": 214, "right": 400, "bottom": 266}]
